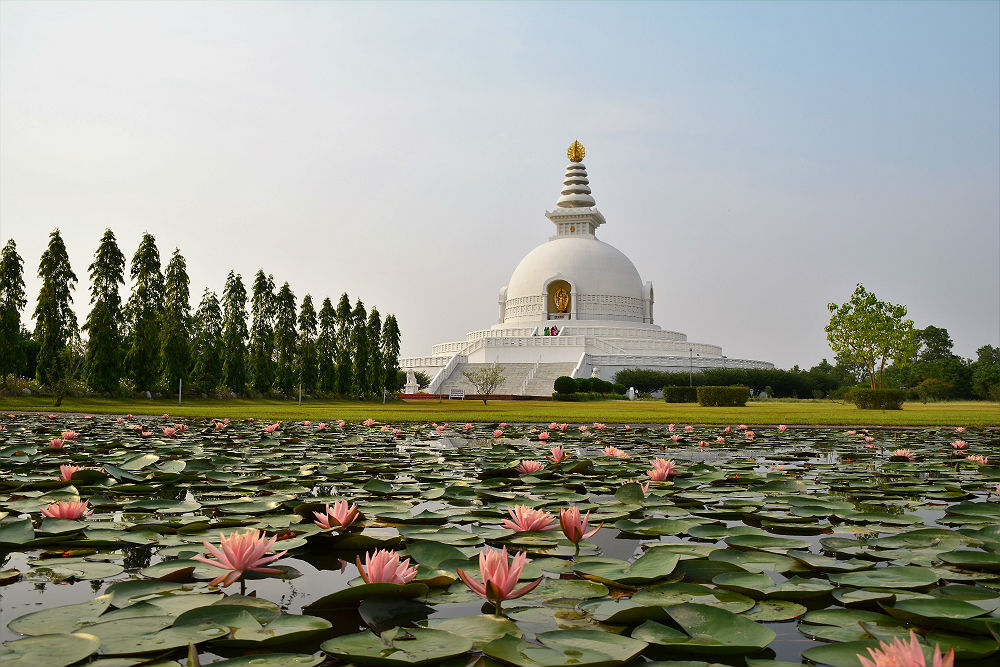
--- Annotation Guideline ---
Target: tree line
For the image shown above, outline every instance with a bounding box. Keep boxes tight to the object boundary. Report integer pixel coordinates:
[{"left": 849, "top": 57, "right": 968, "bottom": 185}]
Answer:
[{"left": 0, "top": 230, "right": 402, "bottom": 404}]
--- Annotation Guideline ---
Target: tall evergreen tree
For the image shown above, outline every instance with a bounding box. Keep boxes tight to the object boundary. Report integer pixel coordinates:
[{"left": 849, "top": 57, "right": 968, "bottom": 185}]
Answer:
[
  {"left": 191, "top": 288, "right": 223, "bottom": 392},
  {"left": 33, "top": 229, "right": 78, "bottom": 394},
  {"left": 160, "top": 249, "right": 192, "bottom": 388},
  {"left": 317, "top": 297, "right": 337, "bottom": 393},
  {"left": 221, "top": 271, "right": 249, "bottom": 393},
  {"left": 82, "top": 229, "right": 126, "bottom": 392},
  {"left": 125, "top": 233, "right": 164, "bottom": 390},
  {"left": 366, "top": 307, "right": 383, "bottom": 395},
  {"left": 0, "top": 239, "right": 27, "bottom": 376},
  {"left": 381, "top": 314, "right": 401, "bottom": 392},
  {"left": 350, "top": 299, "right": 370, "bottom": 397},
  {"left": 297, "top": 294, "right": 318, "bottom": 393},
  {"left": 273, "top": 282, "right": 297, "bottom": 394},
  {"left": 248, "top": 270, "right": 276, "bottom": 393},
  {"left": 335, "top": 293, "right": 353, "bottom": 396}
]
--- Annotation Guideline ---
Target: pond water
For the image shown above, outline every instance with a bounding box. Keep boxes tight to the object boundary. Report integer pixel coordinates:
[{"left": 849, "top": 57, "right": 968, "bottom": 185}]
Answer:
[{"left": 0, "top": 415, "right": 998, "bottom": 666}]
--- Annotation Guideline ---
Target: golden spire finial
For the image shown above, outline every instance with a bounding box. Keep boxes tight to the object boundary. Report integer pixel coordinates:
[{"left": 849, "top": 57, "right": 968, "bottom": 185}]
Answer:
[{"left": 567, "top": 140, "right": 585, "bottom": 163}]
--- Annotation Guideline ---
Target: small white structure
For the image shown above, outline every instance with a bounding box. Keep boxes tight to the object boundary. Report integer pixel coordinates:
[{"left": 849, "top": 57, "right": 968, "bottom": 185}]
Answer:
[{"left": 400, "top": 141, "right": 773, "bottom": 396}]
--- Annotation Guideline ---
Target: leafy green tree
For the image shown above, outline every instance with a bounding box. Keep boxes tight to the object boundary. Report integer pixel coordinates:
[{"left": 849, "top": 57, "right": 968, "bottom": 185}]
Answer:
[
  {"left": 248, "top": 270, "right": 276, "bottom": 393},
  {"left": 462, "top": 364, "right": 506, "bottom": 405},
  {"left": 160, "top": 249, "right": 192, "bottom": 389},
  {"left": 81, "top": 230, "right": 126, "bottom": 392},
  {"left": 125, "top": 233, "right": 164, "bottom": 390},
  {"left": 971, "top": 345, "right": 999, "bottom": 401},
  {"left": 350, "top": 299, "right": 370, "bottom": 397},
  {"left": 335, "top": 293, "right": 353, "bottom": 396},
  {"left": 273, "top": 282, "right": 297, "bottom": 394},
  {"left": 317, "top": 297, "right": 337, "bottom": 393},
  {"left": 191, "top": 288, "right": 223, "bottom": 392},
  {"left": 366, "top": 307, "right": 383, "bottom": 395},
  {"left": 826, "top": 284, "right": 917, "bottom": 389},
  {"left": 33, "top": 229, "right": 79, "bottom": 401},
  {"left": 297, "top": 294, "right": 318, "bottom": 393},
  {"left": 916, "top": 325, "right": 955, "bottom": 361},
  {"left": 0, "top": 239, "right": 27, "bottom": 376},
  {"left": 221, "top": 271, "right": 249, "bottom": 393},
  {"left": 381, "top": 314, "right": 401, "bottom": 393}
]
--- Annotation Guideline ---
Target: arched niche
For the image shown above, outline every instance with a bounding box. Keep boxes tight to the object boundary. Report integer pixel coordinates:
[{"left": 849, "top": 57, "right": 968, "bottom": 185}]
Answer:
[{"left": 545, "top": 279, "right": 573, "bottom": 320}]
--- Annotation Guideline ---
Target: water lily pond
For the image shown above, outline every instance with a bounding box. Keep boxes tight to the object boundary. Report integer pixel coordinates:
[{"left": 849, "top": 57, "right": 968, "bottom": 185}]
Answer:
[{"left": 0, "top": 415, "right": 998, "bottom": 667}]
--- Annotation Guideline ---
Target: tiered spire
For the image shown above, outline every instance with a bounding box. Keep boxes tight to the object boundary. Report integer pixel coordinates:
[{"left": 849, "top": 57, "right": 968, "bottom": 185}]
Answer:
[
  {"left": 546, "top": 140, "right": 605, "bottom": 237},
  {"left": 556, "top": 140, "right": 596, "bottom": 208}
]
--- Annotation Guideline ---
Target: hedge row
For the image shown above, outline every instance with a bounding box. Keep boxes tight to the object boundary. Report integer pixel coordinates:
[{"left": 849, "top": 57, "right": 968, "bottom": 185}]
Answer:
[
  {"left": 553, "top": 392, "right": 624, "bottom": 402},
  {"left": 662, "top": 386, "right": 698, "bottom": 403},
  {"left": 851, "top": 387, "right": 906, "bottom": 410},
  {"left": 696, "top": 385, "right": 750, "bottom": 407},
  {"left": 553, "top": 376, "right": 626, "bottom": 395}
]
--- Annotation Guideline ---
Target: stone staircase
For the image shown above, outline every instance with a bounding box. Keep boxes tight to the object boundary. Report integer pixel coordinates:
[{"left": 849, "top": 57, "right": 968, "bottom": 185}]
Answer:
[{"left": 438, "top": 361, "right": 578, "bottom": 396}]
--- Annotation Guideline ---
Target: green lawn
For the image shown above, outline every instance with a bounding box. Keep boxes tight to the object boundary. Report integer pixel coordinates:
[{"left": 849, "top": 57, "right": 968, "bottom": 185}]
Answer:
[{"left": 0, "top": 395, "right": 998, "bottom": 426}]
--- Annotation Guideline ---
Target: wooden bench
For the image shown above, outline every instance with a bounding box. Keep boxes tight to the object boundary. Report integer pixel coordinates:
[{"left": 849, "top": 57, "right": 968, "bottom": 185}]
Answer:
[{"left": 449, "top": 388, "right": 465, "bottom": 400}]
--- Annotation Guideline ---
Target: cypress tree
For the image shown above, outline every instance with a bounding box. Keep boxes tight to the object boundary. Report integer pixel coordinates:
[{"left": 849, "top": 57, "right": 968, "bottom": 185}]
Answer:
[
  {"left": 82, "top": 229, "right": 126, "bottom": 393},
  {"left": 273, "top": 281, "right": 297, "bottom": 395},
  {"left": 335, "top": 293, "right": 353, "bottom": 396},
  {"left": 350, "top": 299, "right": 370, "bottom": 397},
  {"left": 248, "top": 270, "right": 275, "bottom": 394},
  {"left": 191, "top": 288, "right": 223, "bottom": 393},
  {"left": 0, "top": 239, "right": 27, "bottom": 376},
  {"left": 160, "top": 248, "right": 192, "bottom": 389},
  {"left": 317, "top": 297, "right": 337, "bottom": 393},
  {"left": 297, "top": 294, "right": 318, "bottom": 393},
  {"left": 33, "top": 229, "right": 78, "bottom": 397},
  {"left": 367, "top": 307, "right": 383, "bottom": 395},
  {"left": 221, "top": 271, "right": 249, "bottom": 393},
  {"left": 382, "top": 314, "right": 401, "bottom": 393},
  {"left": 125, "top": 233, "right": 164, "bottom": 391}
]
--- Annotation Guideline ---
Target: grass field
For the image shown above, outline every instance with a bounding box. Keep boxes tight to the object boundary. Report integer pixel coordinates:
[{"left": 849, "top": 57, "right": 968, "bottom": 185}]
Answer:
[{"left": 0, "top": 395, "right": 998, "bottom": 427}]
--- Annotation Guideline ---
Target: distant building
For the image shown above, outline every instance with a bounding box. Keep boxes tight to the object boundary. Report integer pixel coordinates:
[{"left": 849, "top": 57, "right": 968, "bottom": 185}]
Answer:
[{"left": 400, "top": 141, "right": 773, "bottom": 395}]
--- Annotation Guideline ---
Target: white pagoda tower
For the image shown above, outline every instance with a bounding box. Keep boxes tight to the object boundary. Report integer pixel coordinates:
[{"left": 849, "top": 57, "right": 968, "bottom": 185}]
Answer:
[{"left": 400, "top": 141, "right": 773, "bottom": 395}]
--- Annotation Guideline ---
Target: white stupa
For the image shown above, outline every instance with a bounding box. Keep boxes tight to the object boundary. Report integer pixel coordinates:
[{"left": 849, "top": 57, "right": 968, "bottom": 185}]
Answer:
[{"left": 400, "top": 141, "right": 773, "bottom": 395}]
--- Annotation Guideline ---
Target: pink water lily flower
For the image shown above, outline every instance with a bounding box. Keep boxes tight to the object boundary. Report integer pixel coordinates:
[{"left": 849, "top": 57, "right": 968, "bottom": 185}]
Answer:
[
  {"left": 558, "top": 423, "right": 568, "bottom": 431},
  {"left": 302, "top": 420, "right": 311, "bottom": 426},
  {"left": 624, "top": 425, "right": 631, "bottom": 430},
  {"left": 716, "top": 436, "right": 726, "bottom": 443},
  {"left": 380, "top": 425, "right": 391, "bottom": 432},
  {"left": 463, "top": 423, "right": 473, "bottom": 431},
  {"left": 739, "top": 424, "right": 747, "bottom": 430},
  {"left": 559, "top": 506, "right": 602, "bottom": 544},
  {"left": 670, "top": 434, "right": 681, "bottom": 442},
  {"left": 313, "top": 500, "right": 361, "bottom": 529},
  {"left": 685, "top": 425, "right": 693, "bottom": 432},
  {"left": 59, "top": 464, "right": 85, "bottom": 481},
  {"left": 547, "top": 446, "right": 567, "bottom": 463},
  {"left": 141, "top": 431, "right": 152, "bottom": 437},
  {"left": 548, "top": 422, "right": 558, "bottom": 429},
  {"left": 594, "top": 423, "right": 606, "bottom": 431},
  {"left": 264, "top": 422, "right": 280, "bottom": 433},
  {"left": 578, "top": 425, "right": 588, "bottom": 432},
  {"left": 952, "top": 440, "right": 968, "bottom": 450},
  {"left": 435, "top": 425, "right": 445, "bottom": 432},
  {"left": 858, "top": 630, "right": 953, "bottom": 667},
  {"left": 846, "top": 430, "right": 857, "bottom": 435},
  {"left": 457, "top": 546, "right": 543, "bottom": 613},
  {"left": 337, "top": 419, "right": 346, "bottom": 427},
  {"left": 162, "top": 413, "right": 169, "bottom": 418},
  {"left": 744, "top": 430, "right": 755, "bottom": 440},
  {"left": 162, "top": 427, "right": 176, "bottom": 437},
  {"left": 317, "top": 422, "right": 328, "bottom": 430},
  {"left": 667, "top": 424, "right": 675, "bottom": 432},
  {"left": 955, "top": 426, "right": 966, "bottom": 433},
  {"left": 501, "top": 505, "right": 555, "bottom": 531},
  {"left": 647, "top": 458, "right": 676, "bottom": 481},
  {"left": 515, "top": 460, "right": 546, "bottom": 475},
  {"left": 50, "top": 438, "right": 65, "bottom": 448},
  {"left": 42, "top": 500, "right": 92, "bottom": 519},
  {"left": 61, "top": 430, "right": 79, "bottom": 440},
  {"left": 116, "top": 417, "right": 124, "bottom": 422},
  {"left": 362, "top": 419, "right": 376, "bottom": 427},
  {"left": 355, "top": 548, "right": 418, "bottom": 584},
  {"left": 538, "top": 431, "right": 550, "bottom": 441},
  {"left": 967, "top": 454, "right": 989, "bottom": 465},
  {"left": 698, "top": 440, "right": 709, "bottom": 447},
  {"left": 723, "top": 426, "right": 731, "bottom": 433},
  {"left": 214, "top": 421, "right": 225, "bottom": 429},
  {"left": 493, "top": 429, "right": 504, "bottom": 438},
  {"left": 603, "top": 446, "right": 629, "bottom": 458},
  {"left": 892, "top": 449, "right": 915, "bottom": 461},
  {"left": 192, "top": 529, "right": 287, "bottom": 587},
  {"left": 174, "top": 423, "right": 187, "bottom": 431},
  {"left": 778, "top": 424, "right": 788, "bottom": 431}
]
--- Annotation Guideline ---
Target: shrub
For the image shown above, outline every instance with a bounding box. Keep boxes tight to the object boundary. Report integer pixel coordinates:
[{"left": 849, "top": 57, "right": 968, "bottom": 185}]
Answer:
[
  {"left": 851, "top": 387, "right": 906, "bottom": 410},
  {"left": 612, "top": 383, "right": 626, "bottom": 395},
  {"left": 663, "top": 386, "right": 698, "bottom": 403},
  {"left": 554, "top": 376, "right": 576, "bottom": 394},
  {"left": 697, "top": 385, "right": 750, "bottom": 407}
]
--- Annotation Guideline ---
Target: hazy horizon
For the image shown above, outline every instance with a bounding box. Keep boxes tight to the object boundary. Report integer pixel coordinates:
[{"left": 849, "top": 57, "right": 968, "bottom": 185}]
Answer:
[{"left": 2, "top": 1, "right": 997, "bottom": 369}]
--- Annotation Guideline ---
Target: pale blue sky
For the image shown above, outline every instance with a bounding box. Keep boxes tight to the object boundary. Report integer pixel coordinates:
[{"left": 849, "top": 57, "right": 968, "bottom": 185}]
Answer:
[{"left": 2, "top": 1, "right": 997, "bottom": 367}]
